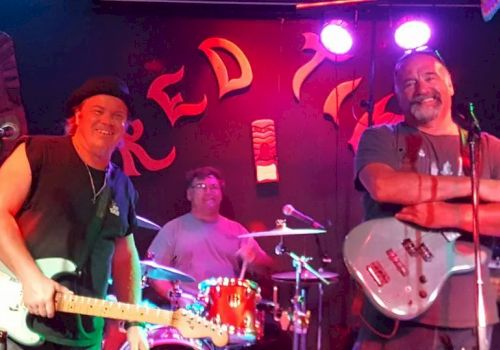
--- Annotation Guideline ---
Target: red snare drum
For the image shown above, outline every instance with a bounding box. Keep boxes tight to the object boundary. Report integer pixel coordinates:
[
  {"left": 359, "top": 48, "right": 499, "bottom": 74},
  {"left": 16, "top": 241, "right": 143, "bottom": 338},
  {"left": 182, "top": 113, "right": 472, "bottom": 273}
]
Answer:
[{"left": 199, "top": 277, "right": 263, "bottom": 343}]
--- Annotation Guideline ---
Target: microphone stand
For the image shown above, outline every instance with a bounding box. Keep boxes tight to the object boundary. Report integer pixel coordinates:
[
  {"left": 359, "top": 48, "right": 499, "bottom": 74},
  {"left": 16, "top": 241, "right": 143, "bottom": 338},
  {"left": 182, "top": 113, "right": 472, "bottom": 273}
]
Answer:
[
  {"left": 275, "top": 238, "right": 330, "bottom": 350},
  {"left": 467, "top": 104, "right": 488, "bottom": 350},
  {"left": 291, "top": 216, "right": 332, "bottom": 350},
  {"left": 312, "top": 225, "right": 331, "bottom": 350}
]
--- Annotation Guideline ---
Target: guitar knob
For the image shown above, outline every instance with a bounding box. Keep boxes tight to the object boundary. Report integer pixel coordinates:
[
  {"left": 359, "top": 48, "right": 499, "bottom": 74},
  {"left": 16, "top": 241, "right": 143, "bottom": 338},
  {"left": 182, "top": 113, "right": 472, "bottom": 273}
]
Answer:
[
  {"left": 419, "top": 290, "right": 428, "bottom": 298},
  {"left": 419, "top": 275, "right": 427, "bottom": 283}
]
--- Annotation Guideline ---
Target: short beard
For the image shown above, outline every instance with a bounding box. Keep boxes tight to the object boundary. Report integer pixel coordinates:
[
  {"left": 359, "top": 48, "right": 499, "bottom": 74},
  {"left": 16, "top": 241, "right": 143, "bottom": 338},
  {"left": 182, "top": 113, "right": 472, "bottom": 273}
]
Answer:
[{"left": 410, "top": 103, "right": 440, "bottom": 123}]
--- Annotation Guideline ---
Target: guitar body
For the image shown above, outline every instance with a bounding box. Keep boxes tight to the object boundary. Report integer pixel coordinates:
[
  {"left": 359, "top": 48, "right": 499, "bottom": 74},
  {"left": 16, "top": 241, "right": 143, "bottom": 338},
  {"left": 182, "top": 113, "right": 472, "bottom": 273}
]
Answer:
[
  {"left": 0, "top": 257, "right": 77, "bottom": 346},
  {"left": 344, "top": 217, "right": 482, "bottom": 320}
]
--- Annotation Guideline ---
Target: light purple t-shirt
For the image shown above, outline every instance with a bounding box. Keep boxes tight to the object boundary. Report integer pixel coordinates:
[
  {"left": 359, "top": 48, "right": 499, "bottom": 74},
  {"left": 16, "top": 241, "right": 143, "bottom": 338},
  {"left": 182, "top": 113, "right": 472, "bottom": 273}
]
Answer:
[{"left": 148, "top": 212, "right": 260, "bottom": 294}]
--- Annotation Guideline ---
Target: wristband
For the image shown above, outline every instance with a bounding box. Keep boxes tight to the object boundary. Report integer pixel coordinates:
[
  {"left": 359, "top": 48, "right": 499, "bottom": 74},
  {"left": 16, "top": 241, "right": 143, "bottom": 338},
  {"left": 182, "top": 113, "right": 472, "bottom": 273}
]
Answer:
[{"left": 124, "top": 321, "right": 146, "bottom": 330}]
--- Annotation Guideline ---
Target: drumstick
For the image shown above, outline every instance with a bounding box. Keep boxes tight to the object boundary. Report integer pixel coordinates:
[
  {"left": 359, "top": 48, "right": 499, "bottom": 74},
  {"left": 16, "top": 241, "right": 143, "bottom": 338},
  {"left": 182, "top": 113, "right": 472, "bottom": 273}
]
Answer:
[{"left": 239, "top": 260, "right": 248, "bottom": 279}]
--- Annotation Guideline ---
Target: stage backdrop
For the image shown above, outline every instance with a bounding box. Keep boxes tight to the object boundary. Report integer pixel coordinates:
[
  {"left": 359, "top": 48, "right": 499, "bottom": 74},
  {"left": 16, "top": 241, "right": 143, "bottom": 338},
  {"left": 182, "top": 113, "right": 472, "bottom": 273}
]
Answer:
[{"left": 1, "top": 1, "right": 500, "bottom": 348}]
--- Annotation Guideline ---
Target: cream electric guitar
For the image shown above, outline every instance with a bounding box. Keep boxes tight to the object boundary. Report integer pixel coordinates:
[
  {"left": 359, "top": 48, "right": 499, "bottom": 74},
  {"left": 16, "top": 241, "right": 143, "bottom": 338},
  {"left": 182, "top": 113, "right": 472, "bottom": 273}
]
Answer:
[
  {"left": 344, "top": 217, "right": 487, "bottom": 320},
  {"left": 0, "top": 258, "right": 229, "bottom": 347}
]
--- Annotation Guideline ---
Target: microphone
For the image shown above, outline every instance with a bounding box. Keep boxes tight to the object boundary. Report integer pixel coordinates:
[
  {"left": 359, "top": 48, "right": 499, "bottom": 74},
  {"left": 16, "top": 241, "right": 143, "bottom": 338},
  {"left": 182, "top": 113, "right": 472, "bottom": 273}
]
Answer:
[
  {"left": 468, "top": 102, "right": 481, "bottom": 133},
  {"left": 282, "top": 204, "right": 325, "bottom": 230},
  {"left": 0, "top": 122, "right": 20, "bottom": 140}
]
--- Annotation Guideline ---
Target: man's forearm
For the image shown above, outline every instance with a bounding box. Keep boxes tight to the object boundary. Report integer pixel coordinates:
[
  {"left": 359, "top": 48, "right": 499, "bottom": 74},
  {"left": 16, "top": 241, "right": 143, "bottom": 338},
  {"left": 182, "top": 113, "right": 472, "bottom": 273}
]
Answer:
[
  {"left": 359, "top": 163, "right": 496, "bottom": 205},
  {"left": 457, "top": 203, "right": 500, "bottom": 236},
  {"left": 112, "top": 236, "right": 142, "bottom": 304},
  {"left": 370, "top": 171, "right": 471, "bottom": 205}
]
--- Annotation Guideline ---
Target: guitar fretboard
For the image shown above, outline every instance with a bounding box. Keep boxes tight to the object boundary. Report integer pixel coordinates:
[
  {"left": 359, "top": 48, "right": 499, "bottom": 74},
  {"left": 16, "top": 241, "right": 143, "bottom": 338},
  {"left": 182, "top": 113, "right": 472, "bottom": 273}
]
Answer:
[{"left": 55, "top": 293, "right": 172, "bottom": 324}]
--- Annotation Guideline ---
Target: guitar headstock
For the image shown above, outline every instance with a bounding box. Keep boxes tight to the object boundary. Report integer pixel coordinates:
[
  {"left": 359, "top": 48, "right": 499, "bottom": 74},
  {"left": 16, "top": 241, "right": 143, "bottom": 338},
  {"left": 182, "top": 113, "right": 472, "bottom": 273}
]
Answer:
[{"left": 172, "top": 308, "right": 229, "bottom": 347}]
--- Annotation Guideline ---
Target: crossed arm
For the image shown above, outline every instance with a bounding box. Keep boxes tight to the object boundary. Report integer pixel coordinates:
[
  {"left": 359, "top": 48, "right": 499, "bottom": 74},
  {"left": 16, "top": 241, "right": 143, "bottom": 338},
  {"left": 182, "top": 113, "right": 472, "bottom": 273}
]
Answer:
[{"left": 359, "top": 163, "right": 500, "bottom": 235}]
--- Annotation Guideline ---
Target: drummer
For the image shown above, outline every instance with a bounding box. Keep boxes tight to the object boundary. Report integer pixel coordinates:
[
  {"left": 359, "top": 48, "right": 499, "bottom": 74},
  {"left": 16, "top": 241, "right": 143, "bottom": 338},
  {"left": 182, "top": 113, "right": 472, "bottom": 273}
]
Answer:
[{"left": 147, "top": 166, "right": 272, "bottom": 302}]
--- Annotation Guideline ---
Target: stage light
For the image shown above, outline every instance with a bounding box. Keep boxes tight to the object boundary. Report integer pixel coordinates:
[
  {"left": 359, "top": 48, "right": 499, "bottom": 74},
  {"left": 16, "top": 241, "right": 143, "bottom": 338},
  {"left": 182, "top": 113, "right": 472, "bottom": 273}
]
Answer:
[
  {"left": 394, "top": 19, "right": 431, "bottom": 50},
  {"left": 320, "top": 20, "right": 353, "bottom": 55}
]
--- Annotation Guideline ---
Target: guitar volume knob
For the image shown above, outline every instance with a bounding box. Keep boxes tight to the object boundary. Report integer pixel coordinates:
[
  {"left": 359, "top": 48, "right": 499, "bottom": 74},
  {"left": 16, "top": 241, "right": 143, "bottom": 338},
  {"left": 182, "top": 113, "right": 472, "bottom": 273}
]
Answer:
[{"left": 418, "top": 290, "right": 428, "bottom": 298}]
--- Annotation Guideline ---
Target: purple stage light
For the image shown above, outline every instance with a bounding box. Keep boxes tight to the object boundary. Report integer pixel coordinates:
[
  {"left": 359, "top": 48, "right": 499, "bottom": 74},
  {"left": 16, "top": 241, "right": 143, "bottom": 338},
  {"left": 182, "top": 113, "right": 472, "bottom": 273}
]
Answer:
[
  {"left": 320, "top": 20, "right": 353, "bottom": 55},
  {"left": 394, "top": 19, "right": 431, "bottom": 50}
]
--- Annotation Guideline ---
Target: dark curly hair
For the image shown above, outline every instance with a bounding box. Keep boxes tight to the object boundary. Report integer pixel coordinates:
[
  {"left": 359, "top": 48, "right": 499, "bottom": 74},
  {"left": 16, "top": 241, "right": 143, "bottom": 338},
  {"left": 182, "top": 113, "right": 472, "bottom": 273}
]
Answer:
[{"left": 185, "top": 166, "right": 225, "bottom": 191}]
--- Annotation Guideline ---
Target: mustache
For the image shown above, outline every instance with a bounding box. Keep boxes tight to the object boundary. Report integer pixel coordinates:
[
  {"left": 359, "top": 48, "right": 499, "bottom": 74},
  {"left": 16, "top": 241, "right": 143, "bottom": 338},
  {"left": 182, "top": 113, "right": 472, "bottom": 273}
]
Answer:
[{"left": 410, "top": 92, "right": 442, "bottom": 105}]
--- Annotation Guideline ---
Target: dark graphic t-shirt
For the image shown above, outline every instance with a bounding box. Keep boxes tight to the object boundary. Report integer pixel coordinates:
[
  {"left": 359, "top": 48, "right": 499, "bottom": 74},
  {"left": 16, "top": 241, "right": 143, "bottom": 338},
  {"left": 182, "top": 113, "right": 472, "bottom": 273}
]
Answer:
[{"left": 354, "top": 122, "right": 500, "bottom": 328}]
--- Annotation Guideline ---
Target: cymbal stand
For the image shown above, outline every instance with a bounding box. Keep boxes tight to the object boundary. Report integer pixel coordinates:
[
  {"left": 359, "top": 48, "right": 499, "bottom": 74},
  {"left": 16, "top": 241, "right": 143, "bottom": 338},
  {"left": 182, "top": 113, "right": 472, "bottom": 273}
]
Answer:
[
  {"left": 317, "top": 278, "right": 324, "bottom": 350},
  {"left": 275, "top": 238, "right": 330, "bottom": 350}
]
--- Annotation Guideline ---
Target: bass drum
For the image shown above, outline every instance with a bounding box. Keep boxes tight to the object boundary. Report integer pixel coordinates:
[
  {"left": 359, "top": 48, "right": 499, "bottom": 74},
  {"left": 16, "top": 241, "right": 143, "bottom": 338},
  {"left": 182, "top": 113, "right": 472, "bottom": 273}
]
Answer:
[{"left": 119, "top": 326, "right": 209, "bottom": 350}]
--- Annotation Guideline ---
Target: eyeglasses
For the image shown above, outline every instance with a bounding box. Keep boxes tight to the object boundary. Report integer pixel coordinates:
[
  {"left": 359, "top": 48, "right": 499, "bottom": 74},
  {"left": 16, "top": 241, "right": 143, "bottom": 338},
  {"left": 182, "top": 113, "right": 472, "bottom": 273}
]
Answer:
[{"left": 190, "top": 183, "right": 221, "bottom": 191}]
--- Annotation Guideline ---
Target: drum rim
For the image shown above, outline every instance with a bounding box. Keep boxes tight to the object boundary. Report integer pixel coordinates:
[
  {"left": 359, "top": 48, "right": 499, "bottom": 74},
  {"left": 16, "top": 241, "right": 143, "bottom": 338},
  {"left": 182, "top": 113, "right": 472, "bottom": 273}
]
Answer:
[{"left": 198, "top": 277, "right": 259, "bottom": 291}]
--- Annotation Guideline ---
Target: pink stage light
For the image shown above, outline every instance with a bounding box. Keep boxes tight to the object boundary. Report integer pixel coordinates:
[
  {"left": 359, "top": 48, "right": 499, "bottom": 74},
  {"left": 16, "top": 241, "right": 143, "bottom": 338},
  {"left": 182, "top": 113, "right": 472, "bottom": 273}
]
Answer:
[
  {"left": 394, "top": 19, "right": 431, "bottom": 50},
  {"left": 320, "top": 20, "right": 353, "bottom": 55}
]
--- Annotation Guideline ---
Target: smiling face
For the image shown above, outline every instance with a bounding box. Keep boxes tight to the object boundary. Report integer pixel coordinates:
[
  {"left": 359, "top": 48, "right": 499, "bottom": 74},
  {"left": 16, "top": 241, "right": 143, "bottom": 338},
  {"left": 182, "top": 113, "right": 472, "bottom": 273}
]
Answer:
[
  {"left": 187, "top": 175, "right": 223, "bottom": 217},
  {"left": 73, "top": 94, "right": 128, "bottom": 159},
  {"left": 394, "top": 53, "right": 454, "bottom": 128}
]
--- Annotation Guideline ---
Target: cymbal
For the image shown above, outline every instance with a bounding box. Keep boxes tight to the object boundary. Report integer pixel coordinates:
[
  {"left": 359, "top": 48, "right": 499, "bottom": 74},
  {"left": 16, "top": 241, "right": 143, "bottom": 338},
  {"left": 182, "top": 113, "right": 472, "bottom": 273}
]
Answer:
[
  {"left": 136, "top": 215, "right": 162, "bottom": 231},
  {"left": 272, "top": 270, "right": 339, "bottom": 284},
  {"left": 140, "top": 260, "right": 195, "bottom": 282},
  {"left": 239, "top": 227, "right": 325, "bottom": 238}
]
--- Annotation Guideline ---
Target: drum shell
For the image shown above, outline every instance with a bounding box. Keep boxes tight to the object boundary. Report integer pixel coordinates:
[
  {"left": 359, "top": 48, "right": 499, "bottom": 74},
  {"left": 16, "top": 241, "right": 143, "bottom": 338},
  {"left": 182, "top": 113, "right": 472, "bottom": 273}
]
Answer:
[{"left": 199, "top": 277, "right": 263, "bottom": 340}]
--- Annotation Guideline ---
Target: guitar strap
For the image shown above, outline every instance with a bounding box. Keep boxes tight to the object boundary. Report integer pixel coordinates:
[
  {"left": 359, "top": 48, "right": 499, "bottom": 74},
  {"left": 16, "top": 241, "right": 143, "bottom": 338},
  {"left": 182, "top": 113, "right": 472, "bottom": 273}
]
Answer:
[{"left": 75, "top": 170, "right": 113, "bottom": 274}]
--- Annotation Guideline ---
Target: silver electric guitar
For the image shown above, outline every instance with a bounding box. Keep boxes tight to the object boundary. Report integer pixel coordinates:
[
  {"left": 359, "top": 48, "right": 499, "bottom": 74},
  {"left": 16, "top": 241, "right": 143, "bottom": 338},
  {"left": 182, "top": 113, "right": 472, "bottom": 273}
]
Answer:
[
  {"left": 343, "top": 217, "right": 487, "bottom": 320},
  {"left": 0, "top": 258, "right": 229, "bottom": 347}
]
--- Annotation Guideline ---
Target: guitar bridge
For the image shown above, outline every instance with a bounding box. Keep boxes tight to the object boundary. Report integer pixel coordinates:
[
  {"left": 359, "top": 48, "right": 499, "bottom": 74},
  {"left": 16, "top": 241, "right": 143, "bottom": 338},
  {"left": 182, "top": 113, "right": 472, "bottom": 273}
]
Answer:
[{"left": 366, "top": 261, "right": 390, "bottom": 287}]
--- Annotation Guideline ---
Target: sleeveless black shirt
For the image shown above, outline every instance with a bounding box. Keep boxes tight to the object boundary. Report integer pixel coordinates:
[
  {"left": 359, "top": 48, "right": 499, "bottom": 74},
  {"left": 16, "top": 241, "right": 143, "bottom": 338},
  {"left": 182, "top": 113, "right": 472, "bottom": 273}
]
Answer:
[{"left": 16, "top": 135, "right": 138, "bottom": 346}]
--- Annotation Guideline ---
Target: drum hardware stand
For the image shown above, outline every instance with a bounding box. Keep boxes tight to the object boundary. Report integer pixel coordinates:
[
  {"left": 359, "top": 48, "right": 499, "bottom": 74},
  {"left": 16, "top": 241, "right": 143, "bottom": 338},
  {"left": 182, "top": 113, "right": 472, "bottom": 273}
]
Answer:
[
  {"left": 316, "top": 274, "right": 324, "bottom": 350},
  {"left": 274, "top": 223, "right": 331, "bottom": 350},
  {"left": 272, "top": 286, "right": 292, "bottom": 331},
  {"left": 168, "top": 282, "right": 184, "bottom": 309},
  {"left": 141, "top": 251, "right": 155, "bottom": 289},
  {"left": 140, "top": 273, "right": 149, "bottom": 290}
]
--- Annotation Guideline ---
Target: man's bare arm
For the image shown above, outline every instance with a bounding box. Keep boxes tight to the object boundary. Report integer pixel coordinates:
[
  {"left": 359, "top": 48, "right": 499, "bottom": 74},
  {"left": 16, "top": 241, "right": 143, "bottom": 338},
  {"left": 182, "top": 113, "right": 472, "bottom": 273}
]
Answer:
[
  {"left": 0, "top": 143, "right": 70, "bottom": 317},
  {"left": 112, "top": 234, "right": 142, "bottom": 304},
  {"left": 358, "top": 163, "right": 500, "bottom": 205},
  {"left": 397, "top": 202, "right": 500, "bottom": 236}
]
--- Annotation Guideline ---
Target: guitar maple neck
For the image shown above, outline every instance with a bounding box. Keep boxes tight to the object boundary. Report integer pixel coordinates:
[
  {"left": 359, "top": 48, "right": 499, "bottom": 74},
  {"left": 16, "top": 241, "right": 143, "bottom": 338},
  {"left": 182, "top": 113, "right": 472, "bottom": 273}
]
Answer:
[{"left": 55, "top": 293, "right": 172, "bottom": 324}]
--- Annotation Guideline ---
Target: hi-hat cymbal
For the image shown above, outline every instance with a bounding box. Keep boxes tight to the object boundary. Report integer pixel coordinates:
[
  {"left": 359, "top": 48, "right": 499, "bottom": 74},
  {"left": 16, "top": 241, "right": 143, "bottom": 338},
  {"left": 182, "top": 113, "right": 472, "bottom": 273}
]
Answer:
[
  {"left": 140, "top": 260, "right": 195, "bottom": 282},
  {"left": 239, "top": 227, "right": 325, "bottom": 238},
  {"left": 136, "top": 215, "right": 162, "bottom": 231},
  {"left": 272, "top": 270, "right": 339, "bottom": 284}
]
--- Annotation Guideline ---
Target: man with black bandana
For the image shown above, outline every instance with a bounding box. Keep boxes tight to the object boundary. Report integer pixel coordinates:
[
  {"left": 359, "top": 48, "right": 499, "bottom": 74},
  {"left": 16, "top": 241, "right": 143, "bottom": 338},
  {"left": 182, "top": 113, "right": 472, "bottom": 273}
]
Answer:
[
  {"left": 0, "top": 77, "right": 148, "bottom": 349},
  {"left": 352, "top": 49, "right": 500, "bottom": 349}
]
